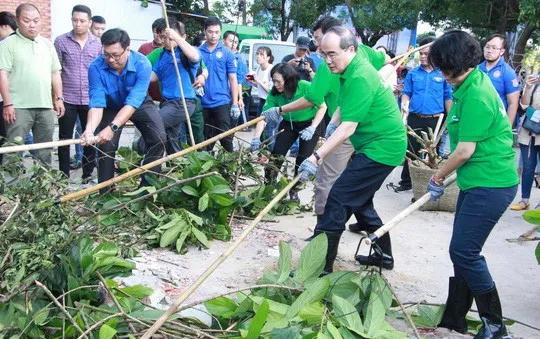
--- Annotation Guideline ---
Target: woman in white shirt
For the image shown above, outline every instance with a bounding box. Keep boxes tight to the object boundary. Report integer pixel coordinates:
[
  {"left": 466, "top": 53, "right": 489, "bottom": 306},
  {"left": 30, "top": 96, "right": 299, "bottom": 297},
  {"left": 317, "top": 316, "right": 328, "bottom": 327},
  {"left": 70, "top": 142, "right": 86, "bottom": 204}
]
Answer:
[{"left": 249, "top": 46, "right": 274, "bottom": 115}]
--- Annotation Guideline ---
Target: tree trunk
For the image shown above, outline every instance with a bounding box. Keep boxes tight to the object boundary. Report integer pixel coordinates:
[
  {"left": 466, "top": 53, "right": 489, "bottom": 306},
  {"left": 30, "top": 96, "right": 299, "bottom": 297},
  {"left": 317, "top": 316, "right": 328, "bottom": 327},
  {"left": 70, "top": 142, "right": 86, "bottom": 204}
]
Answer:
[
  {"left": 512, "top": 25, "right": 535, "bottom": 68},
  {"left": 202, "top": 0, "right": 210, "bottom": 15}
]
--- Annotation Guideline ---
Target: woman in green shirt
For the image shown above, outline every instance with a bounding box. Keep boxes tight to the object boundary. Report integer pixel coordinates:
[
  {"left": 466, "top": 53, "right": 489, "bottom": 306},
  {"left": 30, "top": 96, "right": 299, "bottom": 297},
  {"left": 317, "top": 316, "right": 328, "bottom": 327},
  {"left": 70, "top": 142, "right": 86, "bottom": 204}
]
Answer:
[
  {"left": 250, "top": 63, "right": 326, "bottom": 201},
  {"left": 427, "top": 31, "right": 518, "bottom": 339}
]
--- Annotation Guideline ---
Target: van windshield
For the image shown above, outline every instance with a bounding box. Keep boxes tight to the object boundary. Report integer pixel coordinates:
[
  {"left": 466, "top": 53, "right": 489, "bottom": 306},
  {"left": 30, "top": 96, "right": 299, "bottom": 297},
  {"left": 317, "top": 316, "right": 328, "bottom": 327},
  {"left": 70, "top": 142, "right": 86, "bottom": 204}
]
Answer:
[{"left": 241, "top": 43, "right": 296, "bottom": 73}]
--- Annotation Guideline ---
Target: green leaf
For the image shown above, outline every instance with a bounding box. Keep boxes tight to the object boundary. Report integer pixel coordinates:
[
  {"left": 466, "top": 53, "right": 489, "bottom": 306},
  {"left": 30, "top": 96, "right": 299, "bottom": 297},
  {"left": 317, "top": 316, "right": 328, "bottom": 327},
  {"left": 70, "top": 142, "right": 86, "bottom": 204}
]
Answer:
[
  {"left": 210, "top": 194, "right": 235, "bottom": 206},
  {"left": 269, "top": 327, "right": 301, "bottom": 339},
  {"left": 208, "top": 185, "right": 231, "bottom": 194},
  {"left": 176, "top": 232, "right": 189, "bottom": 253},
  {"left": 276, "top": 241, "right": 292, "bottom": 283},
  {"left": 182, "top": 185, "right": 199, "bottom": 197},
  {"left": 92, "top": 243, "right": 118, "bottom": 258},
  {"left": 246, "top": 299, "right": 269, "bottom": 339},
  {"left": 160, "top": 225, "right": 183, "bottom": 247},
  {"left": 33, "top": 309, "right": 49, "bottom": 326},
  {"left": 96, "top": 257, "right": 136, "bottom": 270},
  {"left": 201, "top": 160, "right": 214, "bottom": 172},
  {"left": 119, "top": 285, "right": 154, "bottom": 299},
  {"left": 536, "top": 242, "right": 540, "bottom": 265},
  {"left": 191, "top": 227, "right": 209, "bottom": 248},
  {"left": 123, "top": 185, "right": 156, "bottom": 196},
  {"left": 365, "top": 288, "right": 386, "bottom": 335},
  {"left": 198, "top": 193, "right": 209, "bottom": 212},
  {"left": 286, "top": 277, "right": 329, "bottom": 319},
  {"left": 332, "top": 294, "right": 365, "bottom": 336},
  {"left": 250, "top": 296, "right": 289, "bottom": 315},
  {"left": 184, "top": 210, "right": 204, "bottom": 226},
  {"left": 523, "top": 210, "right": 540, "bottom": 225},
  {"left": 297, "top": 302, "right": 324, "bottom": 324},
  {"left": 327, "top": 321, "right": 343, "bottom": 339},
  {"left": 204, "top": 297, "right": 238, "bottom": 318},
  {"left": 99, "top": 323, "right": 117, "bottom": 339},
  {"left": 416, "top": 305, "right": 443, "bottom": 328},
  {"left": 294, "top": 233, "right": 327, "bottom": 283}
]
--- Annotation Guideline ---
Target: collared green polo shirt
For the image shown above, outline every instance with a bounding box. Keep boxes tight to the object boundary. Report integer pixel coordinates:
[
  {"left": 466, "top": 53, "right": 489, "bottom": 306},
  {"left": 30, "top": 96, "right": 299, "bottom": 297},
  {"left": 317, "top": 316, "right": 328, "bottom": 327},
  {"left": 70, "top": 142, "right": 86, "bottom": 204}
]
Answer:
[
  {"left": 264, "top": 80, "right": 318, "bottom": 122},
  {"left": 304, "top": 45, "right": 386, "bottom": 117},
  {"left": 0, "top": 30, "right": 61, "bottom": 109},
  {"left": 446, "top": 67, "right": 519, "bottom": 190},
  {"left": 339, "top": 52, "right": 406, "bottom": 166}
]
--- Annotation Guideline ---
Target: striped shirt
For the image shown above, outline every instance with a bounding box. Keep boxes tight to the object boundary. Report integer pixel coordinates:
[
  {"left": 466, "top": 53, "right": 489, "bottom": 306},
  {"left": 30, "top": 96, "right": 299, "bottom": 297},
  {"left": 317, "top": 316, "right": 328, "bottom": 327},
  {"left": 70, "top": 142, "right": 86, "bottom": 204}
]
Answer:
[{"left": 54, "top": 31, "right": 102, "bottom": 105}]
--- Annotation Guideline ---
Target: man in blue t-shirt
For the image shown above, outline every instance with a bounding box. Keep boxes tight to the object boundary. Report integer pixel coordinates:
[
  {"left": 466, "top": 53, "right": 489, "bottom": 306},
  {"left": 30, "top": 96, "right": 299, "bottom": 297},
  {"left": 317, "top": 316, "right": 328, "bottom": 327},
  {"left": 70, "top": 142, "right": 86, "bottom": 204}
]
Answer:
[
  {"left": 150, "top": 18, "right": 200, "bottom": 155},
  {"left": 396, "top": 37, "right": 453, "bottom": 191},
  {"left": 479, "top": 34, "right": 520, "bottom": 125},
  {"left": 223, "top": 30, "right": 247, "bottom": 117},
  {"left": 199, "top": 17, "right": 239, "bottom": 152},
  {"left": 81, "top": 28, "right": 166, "bottom": 192}
]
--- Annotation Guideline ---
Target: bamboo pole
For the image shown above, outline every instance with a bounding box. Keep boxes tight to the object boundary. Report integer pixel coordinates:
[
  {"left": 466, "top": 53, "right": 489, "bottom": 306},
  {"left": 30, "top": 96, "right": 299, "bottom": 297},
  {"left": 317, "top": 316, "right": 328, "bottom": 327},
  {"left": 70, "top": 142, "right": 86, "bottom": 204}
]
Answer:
[
  {"left": 363, "top": 173, "right": 457, "bottom": 246},
  {"left": 56, "top": 116, "right": 265, "bottom": 204},
  {"left": 159, "top": 0, "right": 196, "bottom": 146},
  {"left": 387, "top": 42, "right": 433, "bottom": 64},
  {"left": 0, "top": 139, "right": 81, "bottom": 154},
  {"left": 140, "top": 174, "right": 302, "bottom": 339}
]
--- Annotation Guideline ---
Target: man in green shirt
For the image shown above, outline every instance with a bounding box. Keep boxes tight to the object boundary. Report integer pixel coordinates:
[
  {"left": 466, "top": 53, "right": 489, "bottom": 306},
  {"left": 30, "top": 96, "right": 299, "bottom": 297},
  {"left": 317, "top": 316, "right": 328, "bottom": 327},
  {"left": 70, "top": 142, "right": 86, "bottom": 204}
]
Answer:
[
  {"left": 265, "top": 16, "right": 387, "bottom": 238},
  {"left": 0, "top": 3, "right": 64, "bottom": 164},
  {"left": 296, "top": 26, "right": 407, "bottom": 274}
]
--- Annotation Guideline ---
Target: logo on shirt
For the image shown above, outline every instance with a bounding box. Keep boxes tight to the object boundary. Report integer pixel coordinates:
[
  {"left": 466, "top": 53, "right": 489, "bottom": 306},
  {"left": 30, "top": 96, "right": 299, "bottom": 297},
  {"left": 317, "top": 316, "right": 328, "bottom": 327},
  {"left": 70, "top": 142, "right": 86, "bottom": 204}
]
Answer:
[
  {"left": 216, "top": 51, "right": 223, "bottom": 59},
  {"left": 493, "top": 70, "right": 501, "bottom": 78},
  {"left": 433, "top": 76, "right": 443, "bottom": 82},
  {"left": 512, "top": 78, "right": 519, "bottom": 87},
  {"left": 451, "top": 115, "right": 459, "bottom": 122}
]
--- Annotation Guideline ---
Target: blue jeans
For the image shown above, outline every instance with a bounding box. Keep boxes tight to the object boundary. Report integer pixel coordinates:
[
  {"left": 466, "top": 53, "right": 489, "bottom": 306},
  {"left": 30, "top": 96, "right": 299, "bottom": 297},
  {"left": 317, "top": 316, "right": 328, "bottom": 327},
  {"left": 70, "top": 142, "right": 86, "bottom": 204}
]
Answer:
[
  {"left": 519, "top": 140, "right": 540, "bottom": 199},
  {"left": 450, "top": 185, "right": 517, "bottom": 293}
]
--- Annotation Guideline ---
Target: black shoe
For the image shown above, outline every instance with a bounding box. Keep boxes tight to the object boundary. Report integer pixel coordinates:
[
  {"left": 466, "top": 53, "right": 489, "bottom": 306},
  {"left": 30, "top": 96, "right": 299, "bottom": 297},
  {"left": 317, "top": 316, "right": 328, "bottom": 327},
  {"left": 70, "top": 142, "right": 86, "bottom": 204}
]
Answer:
[
  {"left": 70, "top": 160, "right": 82, "bottom": 170},
  {"left": 305, "top": 215, "right": 323, "bottom": 241},
  {"left": 438, "top": 277, "right": 473, "bottom": 334},
  {"left": 349, "top": 222, "right": 366, "bottom": 233},
  {"left": 355, "top": 248, "right": 394, "bottom": 270},
  {"left": 394, "top": 183, "right": 412, "bottom": 192},
  {"left": 473, "top": 284, "right": 507, "bottom": 339},
  {"left": 289, "top": 190, "right": 300, "bottom": 203}
]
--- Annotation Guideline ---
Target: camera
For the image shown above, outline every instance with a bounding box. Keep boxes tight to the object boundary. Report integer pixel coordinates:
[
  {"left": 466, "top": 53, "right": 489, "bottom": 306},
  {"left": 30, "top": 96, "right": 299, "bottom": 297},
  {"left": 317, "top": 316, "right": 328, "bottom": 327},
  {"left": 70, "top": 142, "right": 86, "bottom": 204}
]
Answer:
[{"left": 296, "top": 58, "right": 306, "bottom": 70}]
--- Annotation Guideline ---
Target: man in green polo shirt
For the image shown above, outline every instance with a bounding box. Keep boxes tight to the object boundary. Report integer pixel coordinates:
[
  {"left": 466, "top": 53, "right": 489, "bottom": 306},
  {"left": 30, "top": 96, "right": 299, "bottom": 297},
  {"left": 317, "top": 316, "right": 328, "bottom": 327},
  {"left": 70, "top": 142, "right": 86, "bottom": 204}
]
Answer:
[
  {"left": 297, "top": 26, "right": 406, "bottom": 274},
  {"left": 0, "top": 3, "right": 64, "bottom": 164},
  {"left": 265, "top": 16, "right": 388, "bottom": 239}
]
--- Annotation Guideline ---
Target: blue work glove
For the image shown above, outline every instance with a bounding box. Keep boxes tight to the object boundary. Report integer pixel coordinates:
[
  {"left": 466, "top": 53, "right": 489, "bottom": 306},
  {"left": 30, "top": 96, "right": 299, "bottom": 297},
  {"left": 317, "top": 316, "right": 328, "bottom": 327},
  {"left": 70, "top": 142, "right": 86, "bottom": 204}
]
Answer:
[
  {"left": 230, "top": 104, "right": 241, "bottom": 119},
  {"left": 325, "top": 122, "right": 337, "bottom": 139},
  {"left": 426, "top": 176, "right": 445, "bottom": 201},
  {"left": 262, "top": 107, "right": 280, "bottom": 125},
  {"left": 250, "top": 138, "right": 261, "bottom": 152},
  {"left": 298, "top": 158, "right": 318, "bottom": 181},
  {"left": 299, "top": 126, "right": 316, "bottom": 141}
]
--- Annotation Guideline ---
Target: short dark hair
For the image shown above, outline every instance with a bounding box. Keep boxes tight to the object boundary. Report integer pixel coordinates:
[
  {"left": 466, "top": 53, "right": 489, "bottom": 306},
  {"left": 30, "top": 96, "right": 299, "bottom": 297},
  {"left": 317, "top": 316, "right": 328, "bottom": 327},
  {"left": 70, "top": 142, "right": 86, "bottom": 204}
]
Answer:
[
  {"left": 270, "top": 62, "right": 300, "bottom": 99},
  {"left": 256, "top": 46, "right": 274, "bottom": 64},
  {"left": 91, "top": 15, "right": 106, "bottom": 24},
  {"left": 429, "top": 30, "right": 482, "bottom": 78},
  {"left": 312, "top": 16, "right": 341, "bottom": 34},
  {"left": 0, "top": 11, "right": 17, "bottom": 31},
  {"left": 308, "top": 40, "right": 317, "bottom": 52},
  {"left": 192, "top": 33, "right": 205, "bottom": 47},
  {"left": 151, "top": 18, "right": 165, "bottom": 32},
  {"left": 223, "top": 30, "right": 238, "bottom": 40},
  {"left": 15, "top": 3, "right": 40, "bottom": 18},
  {"left": 204, "top": 16, "right": 221, "bottom": 31},
  {"left": 485, "top": 33, "right": 507, "bottom": 50},
  {"left": 72, "top": 4, "right": 91, "bottom": 18},
  {"left": 155, "top": 17, "right": 186, "bottom": 36},
  {"left": 101, "top": 28, "right": 130, "bottom": 49},
  {"left": 418, "top": 36, "right": 435, "bottom": 47}
]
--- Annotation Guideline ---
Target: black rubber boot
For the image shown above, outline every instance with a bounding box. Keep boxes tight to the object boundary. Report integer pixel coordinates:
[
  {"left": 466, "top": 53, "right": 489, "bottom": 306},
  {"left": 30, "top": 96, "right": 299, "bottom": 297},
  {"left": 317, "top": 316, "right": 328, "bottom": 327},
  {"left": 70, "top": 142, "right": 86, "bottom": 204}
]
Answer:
[
  {"left": 304, "top": 215, "right": 323, "bottom": 242},
  {"left": 355, "top": 227, "right": 393, "bottom": 270},
  {"left": 473, "top": 285, "right": 507, "bottom": 339},
  {"left": 438, "top": 277, "right": 473, "bottom": 334},
  {"left": 316, "top": 230, "right": 342, "bottom": 276}
]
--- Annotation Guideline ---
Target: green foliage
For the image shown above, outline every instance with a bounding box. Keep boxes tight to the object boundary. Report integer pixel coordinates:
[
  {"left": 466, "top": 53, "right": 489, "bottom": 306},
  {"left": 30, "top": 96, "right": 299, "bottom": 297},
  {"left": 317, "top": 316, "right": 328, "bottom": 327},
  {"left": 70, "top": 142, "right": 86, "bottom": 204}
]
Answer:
[{"left": 521, "top": 210, "right": 540, "bottom": 265}]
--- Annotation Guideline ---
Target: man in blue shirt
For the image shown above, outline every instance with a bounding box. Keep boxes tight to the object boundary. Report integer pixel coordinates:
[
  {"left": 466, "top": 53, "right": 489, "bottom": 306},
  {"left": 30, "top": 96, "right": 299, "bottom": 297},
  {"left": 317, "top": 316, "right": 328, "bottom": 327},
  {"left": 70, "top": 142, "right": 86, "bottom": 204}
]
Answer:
[
  {"left": 223, "top": 30, "right": 247, "bottom": 118},
  {"left": 150, "top": 18, "right": 200, "bottom": 155},
  {"left": 81, "top": 28, "right": 166, "bottom": 192},
  {"left": 396, "top": 37, "right": 453, "bottom": 191},
  {"left": 199, "top": 17, "right": 239, "bottom": 152},
  {"left": 479, "top": 34, "right": 520, "bottom": 125}
]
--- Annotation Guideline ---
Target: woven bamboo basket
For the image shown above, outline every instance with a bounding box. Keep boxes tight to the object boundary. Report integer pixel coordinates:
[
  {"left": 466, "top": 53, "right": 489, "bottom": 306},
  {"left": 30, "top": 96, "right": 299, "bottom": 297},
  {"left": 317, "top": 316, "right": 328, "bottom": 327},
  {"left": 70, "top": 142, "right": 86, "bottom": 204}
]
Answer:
[{"left": 409, "top": 160, "right": 459, "bottom": 212}]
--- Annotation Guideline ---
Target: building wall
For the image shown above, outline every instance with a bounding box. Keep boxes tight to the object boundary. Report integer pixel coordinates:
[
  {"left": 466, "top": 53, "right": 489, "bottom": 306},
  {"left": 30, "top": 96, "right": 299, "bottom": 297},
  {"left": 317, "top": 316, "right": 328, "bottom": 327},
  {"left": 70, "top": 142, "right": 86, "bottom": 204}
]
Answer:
[{"left": 0, "top": 0, "right": 52, "bottom": 39}]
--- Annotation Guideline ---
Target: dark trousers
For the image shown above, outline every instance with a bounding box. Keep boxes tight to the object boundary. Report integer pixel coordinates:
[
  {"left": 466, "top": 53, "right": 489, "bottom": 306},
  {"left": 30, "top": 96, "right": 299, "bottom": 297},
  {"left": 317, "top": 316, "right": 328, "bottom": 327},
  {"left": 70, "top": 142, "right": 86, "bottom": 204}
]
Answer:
[
  {"left": 450, "top": 185, "right": 517, "bottom": 293},
  {"left": 58, "top": 103, "right": 96, "bottom": 178},
  {"left": 265, "top": 119, "right": 321, "bottom": 183},
  {"left": 401, "top": 113, "right": 442, "bottom": 186},
  {"left": 318, "top": 153, "right": 395, "bottom": 249},
  {"left": 0, "top": 100, "right": 5, "bottom": 164},
  {"left": 519, "top": 139, "right": 540, "bottom": 199},
  {"left": 97, "top": 98, "right": 166, "bottom": 193},
  {"left": 203, "top": 104, "right": 233, "bottom": 152}
]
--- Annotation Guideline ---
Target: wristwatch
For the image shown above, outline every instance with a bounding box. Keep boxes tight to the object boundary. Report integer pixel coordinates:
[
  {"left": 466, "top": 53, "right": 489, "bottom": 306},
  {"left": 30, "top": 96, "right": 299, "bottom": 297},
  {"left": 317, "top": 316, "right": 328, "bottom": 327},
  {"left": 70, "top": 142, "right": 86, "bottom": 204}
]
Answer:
[
  {"left": 109, "top": 122, "right": 120, "bottom": 132},
  {"left": 56, "top": 96, "right": 64, "bottom": 101}
]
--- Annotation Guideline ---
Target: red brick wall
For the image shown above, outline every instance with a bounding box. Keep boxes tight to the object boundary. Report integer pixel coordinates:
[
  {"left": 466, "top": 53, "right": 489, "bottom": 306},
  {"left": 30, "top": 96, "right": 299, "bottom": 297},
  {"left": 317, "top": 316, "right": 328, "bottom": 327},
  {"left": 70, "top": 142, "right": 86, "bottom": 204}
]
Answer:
[{"left": 0, "top": 0, "right": 52, "bottom": 39}]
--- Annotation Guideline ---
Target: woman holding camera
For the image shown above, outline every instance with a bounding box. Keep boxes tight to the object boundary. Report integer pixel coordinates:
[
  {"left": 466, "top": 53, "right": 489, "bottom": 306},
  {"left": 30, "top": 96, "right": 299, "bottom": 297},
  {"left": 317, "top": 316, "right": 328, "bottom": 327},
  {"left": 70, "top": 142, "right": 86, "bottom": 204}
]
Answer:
[
  {"left": 510, "top": 72, "right": 540, "bottom": 211},
  {"left": 250, "top": 63, "right": 326, "bottom": 202},
  {"left": 426, "top": 30, "right": 518, "bottom": 339},
  {"left": 248, "top": 46, "right": 274, "bottom": 116}
]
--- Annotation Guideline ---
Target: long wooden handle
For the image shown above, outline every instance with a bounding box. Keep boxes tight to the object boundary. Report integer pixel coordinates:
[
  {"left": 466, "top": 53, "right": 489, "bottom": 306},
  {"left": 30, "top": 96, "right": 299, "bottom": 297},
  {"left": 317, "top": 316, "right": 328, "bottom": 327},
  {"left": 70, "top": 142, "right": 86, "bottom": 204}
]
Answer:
[
  {"left": 0, "top": 139, "right": 81, "bottom": 154},
  {"left": 56, "top": 116, "right": 265, "bottom": 204},
  {"left": 387, "top": 42, "right": 433, "bottom": 64},
  {"left": 141, "top": 174, "right": 302, "bottom": 339},
  {"left": 364, "top": 173, "right": 457, "bottom": 246}
]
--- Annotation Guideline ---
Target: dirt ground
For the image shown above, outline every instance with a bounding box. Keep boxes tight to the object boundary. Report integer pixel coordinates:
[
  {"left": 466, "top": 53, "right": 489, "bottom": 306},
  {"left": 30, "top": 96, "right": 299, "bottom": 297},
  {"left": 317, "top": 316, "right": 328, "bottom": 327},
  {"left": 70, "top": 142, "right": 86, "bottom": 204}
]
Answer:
[{"left": 63, "top": 127, "right": 539, "bottom": 338}]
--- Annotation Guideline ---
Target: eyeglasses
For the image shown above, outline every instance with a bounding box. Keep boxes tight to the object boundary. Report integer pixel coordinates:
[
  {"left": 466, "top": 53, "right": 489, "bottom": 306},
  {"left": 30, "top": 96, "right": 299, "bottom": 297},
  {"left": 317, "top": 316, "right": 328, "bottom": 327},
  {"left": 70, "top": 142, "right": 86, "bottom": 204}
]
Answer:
[
  {"left": 272, "top": 78, "right": 284, "bottom": 85},
  {"left": 103, "top": 48, "right": 127, "bottom": 61},
  {"left": 484, "top": 45, "right": 502, "bottom": 51},
  {"left": 319, "top": 48, "right": 347, "bottom": 62}
]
